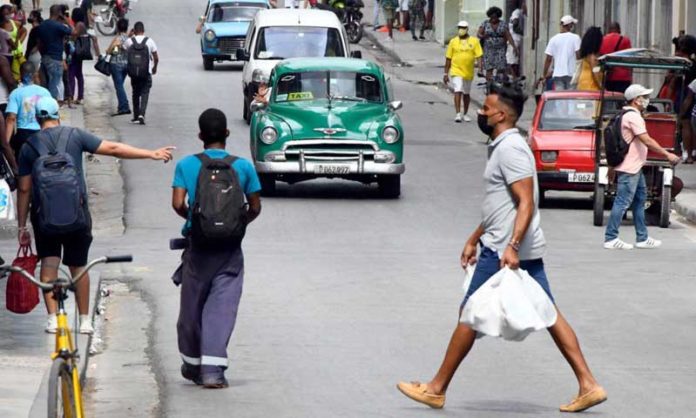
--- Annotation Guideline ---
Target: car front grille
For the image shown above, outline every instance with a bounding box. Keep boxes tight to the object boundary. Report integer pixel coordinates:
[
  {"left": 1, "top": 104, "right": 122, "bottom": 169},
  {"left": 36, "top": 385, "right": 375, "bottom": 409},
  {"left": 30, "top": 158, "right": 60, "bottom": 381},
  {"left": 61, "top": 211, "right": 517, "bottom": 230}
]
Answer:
[
  {"left": 218, "top": 37, "right": 245, "bottom": 55},
  {"left": 283, "top": 140, "right": 377, "bottom": 160}
]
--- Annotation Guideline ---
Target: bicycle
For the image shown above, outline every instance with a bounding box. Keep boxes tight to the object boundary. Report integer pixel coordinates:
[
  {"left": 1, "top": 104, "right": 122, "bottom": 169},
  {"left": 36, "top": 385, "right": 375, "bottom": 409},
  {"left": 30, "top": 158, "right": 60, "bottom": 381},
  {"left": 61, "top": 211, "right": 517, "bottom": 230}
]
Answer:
[{"left": 0, "top": 254, "right": 133, "bottom": 418}]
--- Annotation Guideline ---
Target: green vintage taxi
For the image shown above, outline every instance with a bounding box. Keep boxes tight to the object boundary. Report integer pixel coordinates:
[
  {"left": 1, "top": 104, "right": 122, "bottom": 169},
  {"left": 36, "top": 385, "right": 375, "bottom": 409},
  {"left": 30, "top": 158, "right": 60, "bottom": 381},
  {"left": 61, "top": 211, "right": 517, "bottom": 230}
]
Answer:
[{"left": 250, "top": 57, "right": 405, "bottom": 197}]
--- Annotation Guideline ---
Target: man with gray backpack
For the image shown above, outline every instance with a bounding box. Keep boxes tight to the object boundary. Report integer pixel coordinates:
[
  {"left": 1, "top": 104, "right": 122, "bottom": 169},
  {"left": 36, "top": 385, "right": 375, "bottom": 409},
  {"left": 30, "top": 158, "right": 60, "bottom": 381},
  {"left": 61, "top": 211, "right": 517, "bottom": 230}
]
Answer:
[
  {"left": 15, "top": 97, "right": 174, "bottom": 334},
  {"left": 171, "top": 108, "right": 261, "bottom": 388},
  {"left": 124, "top": 21, "right": 159, "bottom": 125}
]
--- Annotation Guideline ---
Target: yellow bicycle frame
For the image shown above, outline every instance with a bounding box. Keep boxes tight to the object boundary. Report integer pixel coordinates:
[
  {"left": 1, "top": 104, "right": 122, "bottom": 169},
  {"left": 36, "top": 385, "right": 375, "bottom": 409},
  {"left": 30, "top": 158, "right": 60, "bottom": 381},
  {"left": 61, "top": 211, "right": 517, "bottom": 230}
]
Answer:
[{"left": 51, "top": 311, "right": 84, "bottom": 418}]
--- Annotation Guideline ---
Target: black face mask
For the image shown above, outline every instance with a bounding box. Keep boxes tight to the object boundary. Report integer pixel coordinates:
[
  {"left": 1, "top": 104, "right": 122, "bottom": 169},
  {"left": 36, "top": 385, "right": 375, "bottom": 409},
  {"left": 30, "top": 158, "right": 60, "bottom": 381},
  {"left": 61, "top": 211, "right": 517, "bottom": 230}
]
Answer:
[{"left": 477, "top": 112, "right": 495, "bottom": 137}]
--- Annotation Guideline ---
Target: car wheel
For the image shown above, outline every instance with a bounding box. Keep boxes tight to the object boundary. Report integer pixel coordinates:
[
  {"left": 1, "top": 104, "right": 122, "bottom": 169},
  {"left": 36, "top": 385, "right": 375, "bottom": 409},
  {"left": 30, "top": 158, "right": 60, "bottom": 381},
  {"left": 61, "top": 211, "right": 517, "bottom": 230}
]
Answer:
[
  {"left": 259, "top": 174, "right": 276, "bottom": 196},
  {"left": 203, "top": 56, "right": 214, "bottom": 71},
  {"left": 659, "top": 184, "right": 671, "bottom": 228},
  {"left": 378, "top": 175, "right": 401, "bottom": 198},
  {"left": 593, "top": 184, "right": 605, "bottom": 226},
  {"left": 243, "top": 97, "right": 250, "bottom": 124}
]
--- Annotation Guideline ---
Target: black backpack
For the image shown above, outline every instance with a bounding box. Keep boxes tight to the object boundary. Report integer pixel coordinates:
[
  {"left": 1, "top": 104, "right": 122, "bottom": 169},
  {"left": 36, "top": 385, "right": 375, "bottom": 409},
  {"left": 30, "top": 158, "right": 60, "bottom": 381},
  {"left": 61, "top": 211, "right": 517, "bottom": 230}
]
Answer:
[
  {"left": 28, "top": 128, "right": 89, "bottom": 235},
  {"left": 127, "top": 36, "right": 150, "bottom": 79},
  {"left": 604, "top": 108, "right": 637, "bottom": 167},
  {"left": 190, "top": 154, "right": 247, "bottom": 248}
]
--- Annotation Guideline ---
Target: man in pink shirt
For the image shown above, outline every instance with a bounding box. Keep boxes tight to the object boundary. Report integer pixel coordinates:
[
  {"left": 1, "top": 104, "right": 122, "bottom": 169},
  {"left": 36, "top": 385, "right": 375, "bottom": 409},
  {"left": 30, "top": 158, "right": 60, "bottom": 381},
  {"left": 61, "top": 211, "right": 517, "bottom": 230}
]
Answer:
[{"left": 604, "top": 84, "right": 681, "bottom": 250}]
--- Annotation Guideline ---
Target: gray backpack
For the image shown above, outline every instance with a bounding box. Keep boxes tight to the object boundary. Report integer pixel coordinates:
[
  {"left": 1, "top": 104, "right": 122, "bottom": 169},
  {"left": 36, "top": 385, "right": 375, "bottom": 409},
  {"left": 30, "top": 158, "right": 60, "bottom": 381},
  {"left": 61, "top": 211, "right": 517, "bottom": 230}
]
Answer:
[
  {"left": 190, "top": 153, "right": 247, "bottom": 248},
  {"left": 28, "top": 128, "right": 89, "bottom": 235}
]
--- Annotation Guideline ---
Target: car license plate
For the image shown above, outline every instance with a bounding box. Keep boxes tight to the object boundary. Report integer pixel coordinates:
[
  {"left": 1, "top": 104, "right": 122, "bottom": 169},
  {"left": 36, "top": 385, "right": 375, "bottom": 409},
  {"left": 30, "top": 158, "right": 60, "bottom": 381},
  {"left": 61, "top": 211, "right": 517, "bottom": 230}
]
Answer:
[
  {"left": 314, "top": 165, "right": 351, "bottom": 175},
  {"left": 568, "top": 172, "right": 595, "bottom": 183}
]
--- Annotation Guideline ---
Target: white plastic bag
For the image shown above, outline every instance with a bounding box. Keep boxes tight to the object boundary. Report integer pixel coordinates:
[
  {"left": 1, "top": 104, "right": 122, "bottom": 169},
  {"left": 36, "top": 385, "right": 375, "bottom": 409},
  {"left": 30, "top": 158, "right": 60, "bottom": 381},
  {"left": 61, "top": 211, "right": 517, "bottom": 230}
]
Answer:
[
  {"left": 0, "top": 179, "right": 15, "bottom": 221},
  {"left": 460, "top": 267, "right": 557, "bottom": 341}
]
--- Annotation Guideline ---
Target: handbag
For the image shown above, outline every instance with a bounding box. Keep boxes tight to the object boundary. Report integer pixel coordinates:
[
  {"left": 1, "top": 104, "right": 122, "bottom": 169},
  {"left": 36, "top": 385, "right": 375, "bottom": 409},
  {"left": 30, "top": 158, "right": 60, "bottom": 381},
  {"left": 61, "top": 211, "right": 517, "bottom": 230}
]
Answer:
[
  {"left": 94, "top": 54, "right": 112, "bottom": 76},
  {"left": 0, "top": 155, "right": 16, "bottom": 191},
  {"left": 74, "top": 35, "right": 94, "bottom": 61},
  {"left": 5, "top": 245, "right": 40, "bottom": 314}
]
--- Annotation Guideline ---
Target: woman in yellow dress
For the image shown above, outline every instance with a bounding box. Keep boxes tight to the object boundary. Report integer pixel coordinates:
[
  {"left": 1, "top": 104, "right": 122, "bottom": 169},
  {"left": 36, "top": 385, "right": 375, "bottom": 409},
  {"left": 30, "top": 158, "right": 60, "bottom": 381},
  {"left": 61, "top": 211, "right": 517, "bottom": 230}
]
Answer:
[{"left": 576, "top": 26, "right": 603, "bottom": 91}]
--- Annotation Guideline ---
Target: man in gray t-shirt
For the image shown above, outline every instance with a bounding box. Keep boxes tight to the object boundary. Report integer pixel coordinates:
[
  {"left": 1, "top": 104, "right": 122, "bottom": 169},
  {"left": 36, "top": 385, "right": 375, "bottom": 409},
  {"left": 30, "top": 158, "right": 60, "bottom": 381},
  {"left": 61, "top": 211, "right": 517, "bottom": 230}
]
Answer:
[{"left": 397, "top": 85, "right": 607, "bottom": 413}]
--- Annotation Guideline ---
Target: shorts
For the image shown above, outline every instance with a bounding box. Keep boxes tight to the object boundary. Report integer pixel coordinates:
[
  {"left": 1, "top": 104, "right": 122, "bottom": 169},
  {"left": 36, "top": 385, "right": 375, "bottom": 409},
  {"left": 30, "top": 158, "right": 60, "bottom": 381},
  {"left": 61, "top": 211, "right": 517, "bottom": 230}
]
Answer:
[
  {"left": 10, "top": 128, "right": 39, "bottom": 159},
  {"left": 399, "top": 0, "right": 409, "bottom": 11},
  {"left": 461, "top": 246, "right": 555, "bottom": 309},
  {"left": 450, "top": 76, "right": 472, "bottom": 94},
  {"left": 506, "top": 37, "right": 521, "bottom": 65},
  {"left": 382, "top": 7, "right": 395, "bottom": 21},
  {"left": 33, "top": 226, "right": 93, "bottom": 267}
]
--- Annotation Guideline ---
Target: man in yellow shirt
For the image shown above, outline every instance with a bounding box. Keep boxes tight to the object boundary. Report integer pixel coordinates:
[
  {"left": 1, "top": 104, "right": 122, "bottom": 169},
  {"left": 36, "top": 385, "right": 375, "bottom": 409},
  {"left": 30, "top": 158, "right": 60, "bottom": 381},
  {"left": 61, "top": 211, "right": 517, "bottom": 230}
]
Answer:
[{"left": 444, "top": 21, "right": 483, "bottom": 122}]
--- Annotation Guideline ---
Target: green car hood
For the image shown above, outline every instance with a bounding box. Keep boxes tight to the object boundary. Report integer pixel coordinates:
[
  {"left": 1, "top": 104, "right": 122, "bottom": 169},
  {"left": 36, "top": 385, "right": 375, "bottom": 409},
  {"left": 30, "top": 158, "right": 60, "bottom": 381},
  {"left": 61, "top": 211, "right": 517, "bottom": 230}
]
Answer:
[{"left": 268, "top": 100, "right": 390, "bottom": 140}]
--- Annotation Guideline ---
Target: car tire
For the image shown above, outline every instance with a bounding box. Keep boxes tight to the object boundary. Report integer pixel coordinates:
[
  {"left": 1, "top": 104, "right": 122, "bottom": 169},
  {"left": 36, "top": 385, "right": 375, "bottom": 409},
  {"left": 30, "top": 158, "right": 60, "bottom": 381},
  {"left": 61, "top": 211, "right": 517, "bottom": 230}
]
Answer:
[
  {"left": 659, "top": 184, "right": 671, "bottom": 228},
  {"left": 203, "top": 56, "right": 214, "bottom": 71},
  {"left": 593, "top": 184, "right": 605, "bottom": 226},
  {"left": 378, "top": 175, "right": 401, "bottom": 198},
  {"left": 259, "top": 174, "right": 276, "bottom": 196},
  {"left": 243, "top": 97, "right": 250, "bottom": 124}
]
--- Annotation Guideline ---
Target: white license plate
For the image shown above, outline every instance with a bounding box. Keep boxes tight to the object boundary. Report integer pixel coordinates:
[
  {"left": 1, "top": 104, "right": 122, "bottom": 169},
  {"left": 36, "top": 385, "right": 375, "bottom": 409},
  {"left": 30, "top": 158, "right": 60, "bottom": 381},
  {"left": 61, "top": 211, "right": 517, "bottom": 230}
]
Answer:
[
  {"left": 314, "top": 165, "right": 351, "bottom": 175},
  {"left": 568, "top": 172, "right": 595, "bottom": 183}
]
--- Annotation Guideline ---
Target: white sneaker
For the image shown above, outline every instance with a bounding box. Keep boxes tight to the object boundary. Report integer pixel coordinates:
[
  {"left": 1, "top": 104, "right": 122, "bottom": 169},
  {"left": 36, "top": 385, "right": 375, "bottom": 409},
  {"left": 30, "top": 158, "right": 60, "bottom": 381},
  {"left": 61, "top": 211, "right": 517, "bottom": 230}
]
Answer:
[
  {"left": 463, "top": 114, "right": 472, "bottom": 122},
  {"left": 454, "top": 113, "right": 462, "bottom": 123},
  {"left": 635, "top": 237, "right": 662, "bottom": 249},
  {"left": 603, "top": 238, "right": 634, "bottom": 250},
  {"left": 45, "top": 315, "right": 57, "bottom": 334},
  {"left": 79, "top": 316, "right": 94, "bottom": 335}
]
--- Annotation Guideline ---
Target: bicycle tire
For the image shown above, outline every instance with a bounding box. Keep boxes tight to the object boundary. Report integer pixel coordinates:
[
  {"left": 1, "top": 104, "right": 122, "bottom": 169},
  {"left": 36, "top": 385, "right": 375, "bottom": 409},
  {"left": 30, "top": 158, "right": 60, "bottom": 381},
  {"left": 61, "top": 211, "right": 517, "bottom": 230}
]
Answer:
[
  {"left": 48, "top": 358, "right": 78, "bottom": 418},
  {"left": 96, "top": 12, "right": 117, "bottom": 36}
]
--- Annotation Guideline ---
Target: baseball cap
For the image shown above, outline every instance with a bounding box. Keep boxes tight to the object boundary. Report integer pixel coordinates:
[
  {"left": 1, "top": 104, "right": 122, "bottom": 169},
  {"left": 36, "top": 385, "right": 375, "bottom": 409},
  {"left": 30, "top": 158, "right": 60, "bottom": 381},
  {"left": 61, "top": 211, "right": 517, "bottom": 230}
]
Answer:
[
  {"left": 35, "top": 97, "right": 60, "bottom": 121},
  {"left": 560, "top": 15, "right": 578, "bottom": 25},
  {"left": 457, "top": 20, "right": 469, "bottom": 28},
  {"left": 624, "top": 84, "right": 654, "bottom": 101}
]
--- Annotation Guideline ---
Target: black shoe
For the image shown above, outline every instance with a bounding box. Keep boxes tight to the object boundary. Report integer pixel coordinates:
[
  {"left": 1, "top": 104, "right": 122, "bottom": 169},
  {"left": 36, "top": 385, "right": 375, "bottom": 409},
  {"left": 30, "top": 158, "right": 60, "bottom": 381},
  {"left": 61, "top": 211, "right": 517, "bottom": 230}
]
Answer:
[
  {"left": 181, "top": 364, "right": 203, "bottom": 385},
  {"left": 201, "top": 372, "right": 228, "bottom": 389},
  {"left": 412, "top": 35, "right": 418, "bottom": 41},
  {"left": 138, "top": 115, "right": 145, "bottom": 125},
  {"left": 129, "top": 118, "right": 139, "bottom": 124},
  {"left": 419, "top": 35, "right": 426, "bottom": 40},
  {"left": 112, "top": 110, "right": 132, "bottom": 117}
]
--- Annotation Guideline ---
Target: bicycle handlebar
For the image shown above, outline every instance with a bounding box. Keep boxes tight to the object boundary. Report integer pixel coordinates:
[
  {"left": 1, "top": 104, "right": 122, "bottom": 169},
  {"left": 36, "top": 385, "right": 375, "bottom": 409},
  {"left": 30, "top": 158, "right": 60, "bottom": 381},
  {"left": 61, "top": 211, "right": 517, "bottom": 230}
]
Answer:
[{"left": 105, "top": 255, "right": 133, "bottom": 263}]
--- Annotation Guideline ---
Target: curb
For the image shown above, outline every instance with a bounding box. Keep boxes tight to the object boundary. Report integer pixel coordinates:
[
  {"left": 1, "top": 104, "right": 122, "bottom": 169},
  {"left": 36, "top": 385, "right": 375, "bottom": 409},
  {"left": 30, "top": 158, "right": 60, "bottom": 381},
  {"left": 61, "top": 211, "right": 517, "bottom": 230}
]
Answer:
[
  {"left": 674, "top": 192, "right": 696, "bottom": 225},
  {"left": 362, "top": 27, "right": 406, "bottom": 66}
]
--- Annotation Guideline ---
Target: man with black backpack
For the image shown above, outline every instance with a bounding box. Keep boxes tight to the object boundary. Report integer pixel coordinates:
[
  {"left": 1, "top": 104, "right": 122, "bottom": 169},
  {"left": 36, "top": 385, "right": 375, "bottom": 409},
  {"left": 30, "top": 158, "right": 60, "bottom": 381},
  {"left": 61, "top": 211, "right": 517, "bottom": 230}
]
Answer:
[
  {"left": 15, "top": 96, "right": 174, "bottom": 334},
  {"left": 123, "top": 21, "right": 158, "bottom": 125},
  {"left": 603, "top": 84, "right": 681, "bottom": 250},
  {"left": 171, "top": 108, "right": 261, "bottom": 389}
]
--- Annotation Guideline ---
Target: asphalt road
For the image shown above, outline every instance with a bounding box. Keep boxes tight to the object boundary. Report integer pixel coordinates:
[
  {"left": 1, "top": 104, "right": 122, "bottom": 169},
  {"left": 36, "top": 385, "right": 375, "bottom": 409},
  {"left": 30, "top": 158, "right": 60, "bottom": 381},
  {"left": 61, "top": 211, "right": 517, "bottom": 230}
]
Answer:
[{"left": 88, "top": 1, "right": 696, "bottom": 417}]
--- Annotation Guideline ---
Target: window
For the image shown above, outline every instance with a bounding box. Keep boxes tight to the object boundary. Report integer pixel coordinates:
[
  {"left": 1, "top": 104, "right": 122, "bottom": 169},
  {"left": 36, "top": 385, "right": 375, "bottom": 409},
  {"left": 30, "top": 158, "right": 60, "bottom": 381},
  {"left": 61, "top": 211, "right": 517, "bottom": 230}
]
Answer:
[
  {"left": 255, "top": 26, "right": 345, "bottom": 60},
  {"left": 539, "top": 98, "right": 622, "bottom": 131},
  {"left": 274, "top": 71, "right": 382, "bottom": 103},
  {"left": 208, "top": 3, "right": 266, "bottom": 22}
]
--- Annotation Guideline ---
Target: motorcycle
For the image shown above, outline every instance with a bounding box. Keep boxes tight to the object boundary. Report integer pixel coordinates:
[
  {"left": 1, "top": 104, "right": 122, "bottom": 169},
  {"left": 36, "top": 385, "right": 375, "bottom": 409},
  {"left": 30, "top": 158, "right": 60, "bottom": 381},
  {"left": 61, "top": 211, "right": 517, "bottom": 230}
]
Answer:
[
  {"left": 95, "top": 0, "right": 131, "bottom": 36},
  {"left": 313, "top": 0, "right": 364, "bottom": 44}
]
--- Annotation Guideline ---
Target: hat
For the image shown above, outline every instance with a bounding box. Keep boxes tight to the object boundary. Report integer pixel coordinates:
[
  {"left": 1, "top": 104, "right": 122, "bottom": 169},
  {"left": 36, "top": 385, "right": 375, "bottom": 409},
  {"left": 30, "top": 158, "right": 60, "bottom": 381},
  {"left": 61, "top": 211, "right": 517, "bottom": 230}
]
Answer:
[
  {"left": 560, "top": 15, "right": 578, "bottom": 25},
  {"left": 35, "top": 97, "right": 60, "bottom": 120},
  {"left": 624, "top": 84, "right": 653, "bottom": 101},
  {"left": 457, "top": 20, "right": 469, "bottom": 28}
]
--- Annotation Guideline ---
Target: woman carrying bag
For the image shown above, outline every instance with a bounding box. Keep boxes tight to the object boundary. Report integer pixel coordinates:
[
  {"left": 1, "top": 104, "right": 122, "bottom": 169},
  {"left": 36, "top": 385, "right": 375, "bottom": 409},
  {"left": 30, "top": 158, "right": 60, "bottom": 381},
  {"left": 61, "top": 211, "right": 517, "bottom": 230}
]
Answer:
[
  {"left": 68, "top": 7, "right": 100, "bottom": 105},
  {"left": 105, "top": 18, "right": 130, "bottom": 116},
  {"left": 575, "top": 26, "right": 604, "bottom": 91}
]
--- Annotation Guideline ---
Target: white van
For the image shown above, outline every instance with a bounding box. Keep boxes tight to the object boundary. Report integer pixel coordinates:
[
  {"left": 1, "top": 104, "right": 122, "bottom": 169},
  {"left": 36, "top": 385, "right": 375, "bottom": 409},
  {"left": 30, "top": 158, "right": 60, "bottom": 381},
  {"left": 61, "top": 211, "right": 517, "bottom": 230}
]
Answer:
[{"left": 237, "top": 8, "right": 360, "bottom": 122}]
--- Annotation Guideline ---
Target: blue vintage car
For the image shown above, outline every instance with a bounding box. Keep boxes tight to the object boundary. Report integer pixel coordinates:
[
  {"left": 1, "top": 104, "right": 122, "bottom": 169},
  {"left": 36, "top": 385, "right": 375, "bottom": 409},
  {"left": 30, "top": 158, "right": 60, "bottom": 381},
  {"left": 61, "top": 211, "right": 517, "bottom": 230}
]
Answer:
[{"left": 199, "top": 0, "right": 270, "bottom": 70}]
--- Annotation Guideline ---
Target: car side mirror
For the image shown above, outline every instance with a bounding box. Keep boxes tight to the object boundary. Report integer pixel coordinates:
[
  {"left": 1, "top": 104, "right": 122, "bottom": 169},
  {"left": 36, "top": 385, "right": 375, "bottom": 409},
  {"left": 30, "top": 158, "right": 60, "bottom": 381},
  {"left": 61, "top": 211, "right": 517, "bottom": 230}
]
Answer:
[
  {"left": 388, "top": 101, "right": 402, "bottom": 111},
  {"left": 350, "top": 51, "right": 362, "bottom": 59},
  {"left": 236, "top": 49, "right": 250, "bottom": 61},
  {"left": 250, "top": 102, "right": 266, "bottom": 112}
]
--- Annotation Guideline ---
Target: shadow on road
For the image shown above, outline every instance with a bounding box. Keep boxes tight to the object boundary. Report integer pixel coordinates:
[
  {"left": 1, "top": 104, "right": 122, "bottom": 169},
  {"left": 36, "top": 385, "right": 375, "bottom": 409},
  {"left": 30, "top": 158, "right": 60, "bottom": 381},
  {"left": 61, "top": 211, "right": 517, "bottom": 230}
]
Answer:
[{"left": 268, "top": 180, "right": 396, "bottom": 200}]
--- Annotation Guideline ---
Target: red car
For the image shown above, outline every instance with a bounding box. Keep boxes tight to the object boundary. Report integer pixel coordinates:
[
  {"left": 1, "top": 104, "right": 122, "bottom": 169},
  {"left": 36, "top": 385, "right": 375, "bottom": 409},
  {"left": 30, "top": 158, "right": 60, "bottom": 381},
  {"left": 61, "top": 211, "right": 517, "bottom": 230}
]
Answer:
[{"left": 529, "top": 91, "right": 622, "bottom": 199}]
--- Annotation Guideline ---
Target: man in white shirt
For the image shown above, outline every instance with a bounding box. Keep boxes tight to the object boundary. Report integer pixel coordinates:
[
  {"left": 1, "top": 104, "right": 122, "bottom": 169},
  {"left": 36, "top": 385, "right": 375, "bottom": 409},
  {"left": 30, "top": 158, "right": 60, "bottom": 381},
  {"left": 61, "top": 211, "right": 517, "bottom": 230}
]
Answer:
[
  {"left": 542, "top": 15, "right": 581, "bottom": 91},
  {"left": 123, "top": 21, "right": 159, "bottom": 125}
]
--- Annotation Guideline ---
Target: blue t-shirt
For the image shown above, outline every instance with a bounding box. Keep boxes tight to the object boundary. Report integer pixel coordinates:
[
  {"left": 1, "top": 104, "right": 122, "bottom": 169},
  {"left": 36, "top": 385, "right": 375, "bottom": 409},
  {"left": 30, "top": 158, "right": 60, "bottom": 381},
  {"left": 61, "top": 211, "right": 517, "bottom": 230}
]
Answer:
[
  {"left": 6, "top": 84, "right": 53, "bottom": 131},
  {"left": 37, "top": 20, "right": 72, "bottom": 60},
  {"left": 172, "top": 149, "right": 261, "bottom": 234}
]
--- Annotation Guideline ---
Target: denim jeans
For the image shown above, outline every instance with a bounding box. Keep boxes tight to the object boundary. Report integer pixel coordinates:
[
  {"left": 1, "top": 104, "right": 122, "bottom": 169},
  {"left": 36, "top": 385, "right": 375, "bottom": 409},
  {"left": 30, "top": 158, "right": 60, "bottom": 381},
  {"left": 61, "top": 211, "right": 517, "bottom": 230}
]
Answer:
[
  {"left": 552, "top": 76, "right": 572, "bottom": 91},
  {"left": 605, "top": 171, "right": 648, "bottom": 242},
  {"left": 41, "top": 56, "right": 64, "bottom": 100},
  {"left": 110, "top": 62, "right": 130, "bottom": 112}
]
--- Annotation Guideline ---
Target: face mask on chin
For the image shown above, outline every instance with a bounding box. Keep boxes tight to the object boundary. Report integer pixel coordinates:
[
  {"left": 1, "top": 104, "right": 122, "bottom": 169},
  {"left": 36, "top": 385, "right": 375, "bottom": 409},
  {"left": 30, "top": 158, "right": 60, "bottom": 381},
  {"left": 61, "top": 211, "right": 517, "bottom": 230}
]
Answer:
[{"left": 458, "top": 28, "right": 468, "bottom": 37}]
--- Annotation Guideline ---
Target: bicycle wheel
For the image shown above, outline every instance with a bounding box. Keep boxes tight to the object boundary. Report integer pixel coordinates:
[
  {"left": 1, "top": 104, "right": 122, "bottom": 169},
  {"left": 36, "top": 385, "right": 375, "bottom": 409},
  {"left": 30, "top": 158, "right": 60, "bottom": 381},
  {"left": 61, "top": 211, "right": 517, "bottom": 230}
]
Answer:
[
  {"left": 48, "top": 358, "right": 78, "bottom": 418},
  {"left": 96, "top": 11, "right": 117, "bottom": 36}
]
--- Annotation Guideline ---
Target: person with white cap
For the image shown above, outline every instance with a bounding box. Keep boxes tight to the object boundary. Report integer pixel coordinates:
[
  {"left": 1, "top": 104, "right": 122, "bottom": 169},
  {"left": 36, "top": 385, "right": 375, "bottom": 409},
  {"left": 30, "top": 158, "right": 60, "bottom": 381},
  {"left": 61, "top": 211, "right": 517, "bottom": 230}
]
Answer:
[
  {"left": 444, "top": 20, "right": 482, "bottom": 122},
  {"left": 604, "top": 84, "right": 681, "bottom": 250},
  {"left": 542, "top": 15, "right": 581, "bottom": 90}
]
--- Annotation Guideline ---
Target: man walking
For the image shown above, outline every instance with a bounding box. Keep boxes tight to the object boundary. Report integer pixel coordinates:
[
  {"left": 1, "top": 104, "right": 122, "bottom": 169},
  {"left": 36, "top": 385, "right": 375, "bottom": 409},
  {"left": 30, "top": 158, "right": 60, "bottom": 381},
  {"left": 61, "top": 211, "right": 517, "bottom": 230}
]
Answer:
[
  {"left": 35, "top": 5, "right": 73, "bottom": 100},
  {"left": 16, "top": 97, "right": 174, "bottom": 334},
  {"left": 124, "top": 21, "right": 158, "bottom": 125},
  {"left": 171, "top": 108, "right": 261, "bottom": 388},
  {"left": 543, "top": 15, "right": 581, "bottom": 91},
  {"left": 381, "top": 0, "right": 398, "bottom": 40},
  {"left": 599, "top": 22, "right": 632, "bottom": 93},
  {"left": 396, "top": 83, "right": 607, "bottom": 413},
  {"left": 444, "top": 21, "right": 482, "bottom": 123},
  {"left": 5, "top": 62, "right": 50, "bottom": 161},
  {"left": 604, "top": 85, "right": 680, "bottom": 250}
]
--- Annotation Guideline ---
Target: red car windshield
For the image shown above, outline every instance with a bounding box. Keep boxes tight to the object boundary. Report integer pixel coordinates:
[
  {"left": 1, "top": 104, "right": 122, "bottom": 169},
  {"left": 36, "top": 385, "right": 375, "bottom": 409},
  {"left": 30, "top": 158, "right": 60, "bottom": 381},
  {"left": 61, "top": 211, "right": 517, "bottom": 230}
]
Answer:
[{"left": 538, "top": 98, "right": 624, "bottom": 131}]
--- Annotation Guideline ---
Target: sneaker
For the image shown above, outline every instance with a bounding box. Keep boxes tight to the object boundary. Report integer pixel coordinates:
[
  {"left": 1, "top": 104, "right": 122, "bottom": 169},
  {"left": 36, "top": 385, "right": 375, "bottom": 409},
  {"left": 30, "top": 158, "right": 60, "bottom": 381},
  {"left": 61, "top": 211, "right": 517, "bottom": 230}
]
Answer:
[
  {"left": 112, "top": 110, "right": 132, "bottom": 117},
  {"left": 129, "top": 118, "right": 140, "bottom": 124},
  {"left": 181, "top": 363, "right": 203, "bottom": 385},
  {"left": 79, "top": 316, "right": 94, "bottom": 335},
  {"left": 45, "top": 315, "right": 57, "bottom": 334},
  {"left": 419, "top": 35, "right": 426, "bottom": 40},
  {"left": 635, "top": 237, "right": 662, "bottom": 249},
  {"left": 412, "top": 35, "right": 418, "bottom": 41},
  {"left": 202, "top": 373, "right": 229, "bottom": 389},
  {"left": 454, "top": 113, "right": 462, "bottom": 123},
  {"left": 603, "top": 238, "right": 633, "bottom": 250},
  {"left": 463, "top": 114, "right": 472, "bottom": 122},
  {"left": 138, "top": 115, "right": 146, "bottom": 125}
]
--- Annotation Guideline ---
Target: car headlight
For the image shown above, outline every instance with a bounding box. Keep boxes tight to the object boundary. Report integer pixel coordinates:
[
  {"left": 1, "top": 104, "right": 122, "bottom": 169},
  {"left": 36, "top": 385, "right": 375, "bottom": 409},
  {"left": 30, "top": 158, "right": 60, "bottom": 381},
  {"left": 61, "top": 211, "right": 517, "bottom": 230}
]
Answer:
[
  {"left": 204, "top": 29, "right": 216, "bottom": 42},
  {"left": 540, "top": 151, "right": 558, "bottom": 163},
  {"left": 382, "top": 126, "right": 400, "bottom": 144},
  {"left": 261, "top": 127, "right": 277, "bottom": 144}
]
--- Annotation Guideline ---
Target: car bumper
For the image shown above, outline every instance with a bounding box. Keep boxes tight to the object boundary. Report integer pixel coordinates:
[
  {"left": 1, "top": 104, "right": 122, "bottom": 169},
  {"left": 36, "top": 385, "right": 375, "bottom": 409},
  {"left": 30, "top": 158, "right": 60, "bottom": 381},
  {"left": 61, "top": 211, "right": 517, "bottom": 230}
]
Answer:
[
  {"left": 537, "top": 171, "right": 595, "bottom": 191},
  {"left": 256, "top": 161, "right": 405, "bottom": 175}
]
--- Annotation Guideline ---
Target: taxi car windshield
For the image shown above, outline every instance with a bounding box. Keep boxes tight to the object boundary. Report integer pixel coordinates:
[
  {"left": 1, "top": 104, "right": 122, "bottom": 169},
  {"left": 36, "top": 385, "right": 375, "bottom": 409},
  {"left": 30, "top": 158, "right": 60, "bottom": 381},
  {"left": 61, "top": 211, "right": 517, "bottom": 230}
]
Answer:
[
  {"left": 274, "top": 71, "right": 382, "bottom": 103},
  {"left": 208, "top": 3, "right": 266, "bottom": 22},
  {"left": 255, "top": 27, "right": 345, "bottom": 60}
]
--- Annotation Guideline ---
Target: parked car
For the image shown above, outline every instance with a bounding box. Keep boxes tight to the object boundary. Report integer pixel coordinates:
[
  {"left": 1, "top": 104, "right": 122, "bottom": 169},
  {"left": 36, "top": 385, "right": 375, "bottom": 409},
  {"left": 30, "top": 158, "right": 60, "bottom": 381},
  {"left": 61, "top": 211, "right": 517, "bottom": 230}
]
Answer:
[
  {"left": 199, "top": 0, "right": 270, "bottom": 71},
  {"left": 237, "top": 8, "right": 361, "bottom": 123},
  {"left": 250, "top": 57, "right": 405, "bottom": 197}
]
